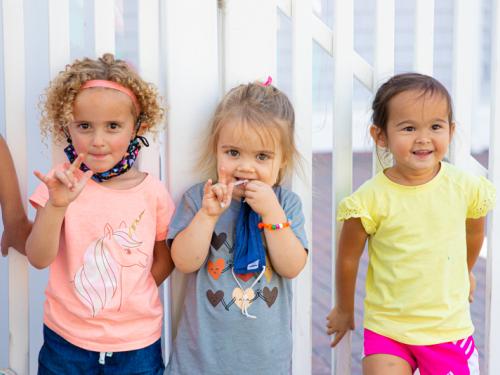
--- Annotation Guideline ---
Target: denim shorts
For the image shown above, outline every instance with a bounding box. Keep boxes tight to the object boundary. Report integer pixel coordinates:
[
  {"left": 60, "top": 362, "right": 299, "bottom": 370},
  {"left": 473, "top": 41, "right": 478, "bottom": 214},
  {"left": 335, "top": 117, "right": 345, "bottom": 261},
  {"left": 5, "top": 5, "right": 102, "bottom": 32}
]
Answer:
[{"left": 38, "top": 325, "right": 165, "bottom": 375}]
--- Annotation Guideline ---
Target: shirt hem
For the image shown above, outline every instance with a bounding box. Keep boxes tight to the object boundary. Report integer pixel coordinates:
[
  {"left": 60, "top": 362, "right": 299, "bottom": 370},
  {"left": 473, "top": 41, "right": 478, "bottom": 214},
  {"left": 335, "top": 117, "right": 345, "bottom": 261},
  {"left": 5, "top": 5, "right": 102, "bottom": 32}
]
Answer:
[{"left": 43, "top": 320, "right": 162, "bottom": 352}]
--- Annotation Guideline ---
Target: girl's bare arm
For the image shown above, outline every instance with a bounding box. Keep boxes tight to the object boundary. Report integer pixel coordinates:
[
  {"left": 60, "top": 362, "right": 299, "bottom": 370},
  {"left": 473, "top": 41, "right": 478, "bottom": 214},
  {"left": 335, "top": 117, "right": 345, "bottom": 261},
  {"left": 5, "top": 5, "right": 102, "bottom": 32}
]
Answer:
[
  {"left": 171, "top": 210, "right": 218, "bottom": 273},
  {"left": 151, "top": 239, "right": 175, "bottom": 285},
  {"left": 0, "top": 136, "right": 32, "bottom": 255},
  {"left": 26, "top": 203, "right": 67, "bottom": 269},
  {"left": 327, "top": 218, "right": 368, "bottom": 347}
]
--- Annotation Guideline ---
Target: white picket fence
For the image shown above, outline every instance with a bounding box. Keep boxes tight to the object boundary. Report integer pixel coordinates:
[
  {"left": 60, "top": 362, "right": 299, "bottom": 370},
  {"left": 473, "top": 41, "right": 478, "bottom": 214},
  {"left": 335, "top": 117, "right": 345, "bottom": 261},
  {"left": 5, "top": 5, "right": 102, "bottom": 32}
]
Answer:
[{"left": 0, "top": 0, "right": 499, "bottom": 374}]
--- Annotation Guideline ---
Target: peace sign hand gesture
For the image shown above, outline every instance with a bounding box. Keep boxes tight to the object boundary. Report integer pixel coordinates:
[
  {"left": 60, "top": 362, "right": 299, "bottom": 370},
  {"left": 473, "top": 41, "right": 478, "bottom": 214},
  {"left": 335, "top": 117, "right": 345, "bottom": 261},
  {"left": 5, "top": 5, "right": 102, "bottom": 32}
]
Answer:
[{"left": 34, "top": 154, "right": 93, "bottom": 208}]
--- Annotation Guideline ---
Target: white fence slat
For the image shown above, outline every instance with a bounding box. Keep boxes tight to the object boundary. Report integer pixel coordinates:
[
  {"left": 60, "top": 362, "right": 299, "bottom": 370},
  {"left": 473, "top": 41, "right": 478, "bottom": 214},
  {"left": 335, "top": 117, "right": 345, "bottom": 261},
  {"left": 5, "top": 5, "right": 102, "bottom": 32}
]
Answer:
[
  {"left": 486, "top": 1, "right": 500, "bottom": 373},
  {"left": 48, "top": 0, "right": 70, "bottom": 167},
  {"left": 277, "top": 0, "right": 291, "bottom": 17},
  {"left": 94, "top": 0, "right": 115, "bottom": 56},
  {"left": 137, "top": 0, "right": 167, "bottom": 358},
  {"left": 2, "top": 0, "right": 29, "bottom": 373},
  {"left": 374, "top": 0, "right": 394, "bottom": 86},
  {"left": 309, "top": 16, "right": 373, "bottom": 91},
  {"left": 48, "top": 0, "right": 70, "bottom": 79},
  {"left": 137, "top": 1, "right": 161, "bottom": 177},
  {"left": 290, "top": 1, "right": 313, "bottom": 373},
  {"left": 451, "top": 0, "right": 479, "bottom": 170},
  {"left": 413, "top": 0, "right": 434, "bottom": 74},
  {"left": 312, "top": 15, "right": 333, "bottom": 55},
  {"left": 222, "top": 0, "right": 277, "bottom": 89},
  {"left": 163, "top": 0, "right": 220, "bottom": 352},
  {"left": 373, "top": 0, "right": 394, "bottom": 173},
  {"left": 331, "top": 0, "right": 354, "bottom": 373},
  {"left": 353, "top": 53, "right": 374, "bottom": 92}
]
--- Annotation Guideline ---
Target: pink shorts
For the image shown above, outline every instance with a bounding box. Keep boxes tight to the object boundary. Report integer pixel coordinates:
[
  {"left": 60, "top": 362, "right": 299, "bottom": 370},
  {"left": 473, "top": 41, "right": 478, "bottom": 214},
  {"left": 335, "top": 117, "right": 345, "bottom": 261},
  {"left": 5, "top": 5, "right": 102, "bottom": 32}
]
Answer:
[{"left": 364, "top": 329, "right": 479, "bottom": 375}]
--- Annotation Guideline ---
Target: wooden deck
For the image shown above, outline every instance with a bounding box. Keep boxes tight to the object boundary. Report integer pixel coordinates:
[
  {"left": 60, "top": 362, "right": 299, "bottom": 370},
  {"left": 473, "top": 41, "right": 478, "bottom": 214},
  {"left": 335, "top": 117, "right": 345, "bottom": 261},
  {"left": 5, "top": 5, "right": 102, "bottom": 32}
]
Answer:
[{"left": 311, "top": 152, "right": 488, "bottom": 374}]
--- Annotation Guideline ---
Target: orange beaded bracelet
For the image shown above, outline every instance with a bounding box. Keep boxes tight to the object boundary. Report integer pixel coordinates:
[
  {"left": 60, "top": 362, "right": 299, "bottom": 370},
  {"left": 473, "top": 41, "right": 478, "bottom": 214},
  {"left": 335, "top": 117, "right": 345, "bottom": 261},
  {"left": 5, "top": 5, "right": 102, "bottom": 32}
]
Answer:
[{"left": 257, "top": 220, "right": 292, "bottom": 231}]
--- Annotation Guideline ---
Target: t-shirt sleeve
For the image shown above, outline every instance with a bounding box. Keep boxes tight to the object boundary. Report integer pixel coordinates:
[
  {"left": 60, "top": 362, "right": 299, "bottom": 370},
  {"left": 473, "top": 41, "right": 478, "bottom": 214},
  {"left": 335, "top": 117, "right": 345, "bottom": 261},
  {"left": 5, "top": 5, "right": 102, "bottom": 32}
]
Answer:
[
  {"left": 29, "top": 182, "right": 50, "bottom": 209},
  {"left": 336, "top": 194, "right": 377, "bottom": 235},
  {"left": 280, "top": 189, "right": 308, "bottom": 250},
  {"left": 29, "top": 165, "right": 64, "bottom": 209},
  {"left": 156, "top": 185, "right": 176, "bottom": 241},
  {"left": 466, "top": 176, "right": 496, "bottom": 219},
  {"left": 166, "top": 185, "right": 201, "bottom": 242}
]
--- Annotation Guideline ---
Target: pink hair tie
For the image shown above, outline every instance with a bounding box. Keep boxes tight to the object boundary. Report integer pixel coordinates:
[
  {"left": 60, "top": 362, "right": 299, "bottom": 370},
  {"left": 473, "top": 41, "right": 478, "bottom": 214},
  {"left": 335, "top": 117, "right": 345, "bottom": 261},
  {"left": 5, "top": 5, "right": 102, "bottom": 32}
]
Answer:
[
  {"left": 261, "top": 76, "right": 272, "bottom": 87},
  {"left": 80, "top": 79, "right": 141, "bottom": 114}
]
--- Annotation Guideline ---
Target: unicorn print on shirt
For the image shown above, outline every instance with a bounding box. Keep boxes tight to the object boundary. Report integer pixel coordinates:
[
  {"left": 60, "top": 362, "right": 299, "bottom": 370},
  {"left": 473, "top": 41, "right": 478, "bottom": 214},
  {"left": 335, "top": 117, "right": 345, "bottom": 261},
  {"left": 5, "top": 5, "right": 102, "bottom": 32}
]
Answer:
[{"left": 73, "top": 211, "right": 148, "bottom": 317}]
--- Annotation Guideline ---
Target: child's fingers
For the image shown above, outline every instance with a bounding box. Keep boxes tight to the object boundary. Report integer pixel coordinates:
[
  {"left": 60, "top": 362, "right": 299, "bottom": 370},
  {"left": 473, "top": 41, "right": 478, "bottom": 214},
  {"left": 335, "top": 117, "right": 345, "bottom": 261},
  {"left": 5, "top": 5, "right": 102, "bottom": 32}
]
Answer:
[
  {"left": 218, "top": 166, "right": 231, "bottom": 186},
  {"left": 1, "top": 235, "right": 7, "bottom": 257},
  {"left": 244, "top": 180, "right": 266, "bottom": 193},
  {"left": 329, "top": 330, "right": 347, "bottom": 348},
  {"left": 33, "top": 170, "right": 49, "bottom": 183},
  {"left": 225, "top": 182, "right": 235, "bottom": 206},
  {"left": 211, "top": 184, "right": 227, "bottom": 206},
  {"left": 68, "top": 153, "right": 86, "bottom": 173},
  {"left": 63, "top": 169, "right": 77, "bottom": 188},
  {"left": 54, "top": 170, "right": 73, "bottom": 189},
  {"left": 203, "top": 179, "right": 213, "bottom": 196}
]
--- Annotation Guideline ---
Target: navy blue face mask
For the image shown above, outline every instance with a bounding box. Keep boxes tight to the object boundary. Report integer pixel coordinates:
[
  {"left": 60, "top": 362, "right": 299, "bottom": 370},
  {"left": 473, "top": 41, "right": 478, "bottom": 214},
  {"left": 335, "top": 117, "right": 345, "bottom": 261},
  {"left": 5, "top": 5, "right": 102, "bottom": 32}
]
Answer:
[{"left": 233, "top": 200, "right": 267, "bottom": 274}]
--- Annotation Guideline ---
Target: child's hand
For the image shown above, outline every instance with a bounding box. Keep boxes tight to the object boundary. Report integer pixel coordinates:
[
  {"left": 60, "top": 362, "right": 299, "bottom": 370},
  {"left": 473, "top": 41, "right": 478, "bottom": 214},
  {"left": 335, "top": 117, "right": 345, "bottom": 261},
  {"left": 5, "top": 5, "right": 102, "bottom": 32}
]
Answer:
[
  {"left": 469, "top": 271, "right": 476, "bottom": 303},
  {"left": 1, "top": 217, "right": 32, "bottom": 256},
  {"left": 326, "top": 306, "right": 355, "bottom": 347},
  {"left": 33, "top": 154, "right": 93, "bottom": 208},
  {"left": 201, "top": 170, "right": 234, "bottom": 217},
  {"left": 243, "top": 180, "right": 282, "bottom": 217}
]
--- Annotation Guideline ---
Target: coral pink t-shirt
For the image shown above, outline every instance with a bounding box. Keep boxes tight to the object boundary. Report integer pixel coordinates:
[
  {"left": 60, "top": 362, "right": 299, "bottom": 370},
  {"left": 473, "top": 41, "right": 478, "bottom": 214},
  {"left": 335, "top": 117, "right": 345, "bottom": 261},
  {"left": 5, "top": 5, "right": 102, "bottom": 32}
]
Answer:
[{"left": 30, "top": 170, "right": 174, "bottom": 352}]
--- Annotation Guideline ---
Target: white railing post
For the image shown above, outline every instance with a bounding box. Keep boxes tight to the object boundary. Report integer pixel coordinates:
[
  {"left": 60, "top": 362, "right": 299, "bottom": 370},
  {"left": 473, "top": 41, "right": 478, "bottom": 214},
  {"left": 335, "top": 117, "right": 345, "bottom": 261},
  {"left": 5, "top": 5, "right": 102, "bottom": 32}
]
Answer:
[
  {"left": 137, "top": 0, "right": 167, "bottom": 357},
  {"left": 451, "top": 0, "right": 479, "bottom": 171},
  {"left": 374, "top": 0, "right": 394, "bottom": 87},
  {"left": 137, "top": 1, "right": 161, "bottom": 177},
  {"left": 290, "top": 0, "right": 313, "bottom": 373},
  {"left": 162, "top": 0, "right": 219, "bottom": 358},
  {"left": 48, "top": 0, "right": 70, "bottom": 166},
  {"left": 331, "top": 0, "right": 354, "bottom": 373},
  {"left": 372, "top": 0, "right": 394, "bottom": 173},
  {"left": 222, "top": 0, "right": 277, "bottom": 89},
  {"left": 413, "top": 0, "right": 434, "bottom": 75},
  {"left": 486, "top": 1, "right": 500, "bottom": 373},
  {"left": 93, "top": 0, "right": 115, "bottom": 56},
  {"left": 2, "top": 1, "right": 29, "bottom": 373}
]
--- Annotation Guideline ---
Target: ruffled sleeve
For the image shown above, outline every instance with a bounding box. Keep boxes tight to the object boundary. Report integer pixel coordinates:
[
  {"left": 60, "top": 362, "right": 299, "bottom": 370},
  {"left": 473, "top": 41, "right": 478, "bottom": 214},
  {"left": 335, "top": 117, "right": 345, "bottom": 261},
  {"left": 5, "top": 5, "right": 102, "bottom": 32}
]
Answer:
[
  {"left": 467, "top": 176, "right": 496, "bottom": 219},
  {"left": 337, "top": 195, "right": 377, "bottom": 235}
]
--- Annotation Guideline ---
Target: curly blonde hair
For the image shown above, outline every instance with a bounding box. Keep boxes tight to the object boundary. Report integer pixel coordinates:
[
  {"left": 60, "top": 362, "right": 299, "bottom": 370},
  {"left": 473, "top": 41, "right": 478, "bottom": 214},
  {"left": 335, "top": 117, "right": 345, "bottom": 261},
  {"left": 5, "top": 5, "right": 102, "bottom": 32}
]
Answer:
[
  {"left": 40, "top": 53, "right": 164, "bottom": 143},
  {"left": 199, "top": 81, "right": 301, "bottom": 184}
]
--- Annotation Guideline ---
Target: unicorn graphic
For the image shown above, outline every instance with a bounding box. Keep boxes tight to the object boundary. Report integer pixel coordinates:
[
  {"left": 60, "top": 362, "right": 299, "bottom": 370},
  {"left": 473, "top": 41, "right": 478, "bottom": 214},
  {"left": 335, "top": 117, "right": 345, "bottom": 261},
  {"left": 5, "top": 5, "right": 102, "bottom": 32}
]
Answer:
[{"left": 73, "top": 212, "right": 148, "bottom": 317}]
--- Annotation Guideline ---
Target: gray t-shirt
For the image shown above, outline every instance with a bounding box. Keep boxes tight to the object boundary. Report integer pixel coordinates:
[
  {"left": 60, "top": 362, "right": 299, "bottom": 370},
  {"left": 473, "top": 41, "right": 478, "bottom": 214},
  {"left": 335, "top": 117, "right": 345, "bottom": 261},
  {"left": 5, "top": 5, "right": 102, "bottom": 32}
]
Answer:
[{"left": 166, "top": 183, "right": 308, "bottom": 375}]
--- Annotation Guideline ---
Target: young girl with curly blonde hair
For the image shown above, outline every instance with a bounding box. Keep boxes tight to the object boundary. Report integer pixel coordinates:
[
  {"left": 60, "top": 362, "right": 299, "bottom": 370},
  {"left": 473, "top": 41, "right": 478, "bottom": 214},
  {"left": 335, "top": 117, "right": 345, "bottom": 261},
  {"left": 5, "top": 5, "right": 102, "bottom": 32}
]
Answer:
[{"left": 26, "top": 53, "right": 174, "bottom": 374}]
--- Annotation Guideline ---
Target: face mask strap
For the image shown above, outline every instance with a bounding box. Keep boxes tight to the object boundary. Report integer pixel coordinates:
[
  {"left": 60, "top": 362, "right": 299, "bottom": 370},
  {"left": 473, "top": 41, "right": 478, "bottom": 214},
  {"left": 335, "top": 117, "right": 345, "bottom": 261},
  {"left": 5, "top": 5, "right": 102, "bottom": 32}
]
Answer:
[
  {"left": 133, "top": 113, "right": 149, "bottom": 147},
  {"left": 62, "top": 127, "right": 72, "bottom": 143},
  {"left": 63, "top": 114, "right": 149, "bottom": 182}
]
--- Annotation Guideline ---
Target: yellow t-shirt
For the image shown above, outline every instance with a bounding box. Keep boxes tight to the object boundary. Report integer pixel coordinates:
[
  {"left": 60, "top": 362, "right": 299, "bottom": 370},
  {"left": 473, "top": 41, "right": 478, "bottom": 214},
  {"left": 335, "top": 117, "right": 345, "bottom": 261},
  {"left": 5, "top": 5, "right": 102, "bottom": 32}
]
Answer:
[{"left": 337, "top": 162, "right": 496, "bottom": 345}]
